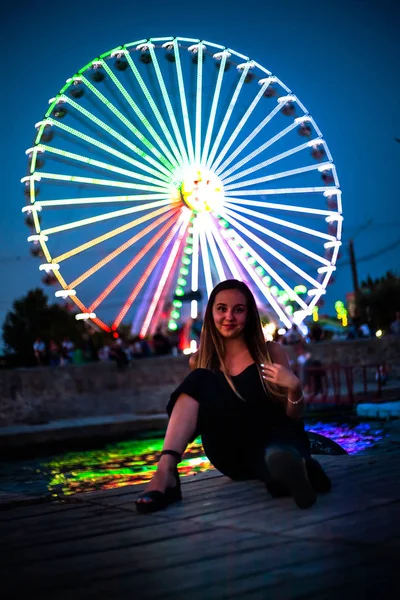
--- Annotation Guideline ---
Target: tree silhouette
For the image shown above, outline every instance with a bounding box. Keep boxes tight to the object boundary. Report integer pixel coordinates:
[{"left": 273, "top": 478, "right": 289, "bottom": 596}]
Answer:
[
  {"left": 2, "top": 288, "right": 87, "bottom": 366},
  {"left": 360, "top": 271, "right": 400, "bottom": 330}
]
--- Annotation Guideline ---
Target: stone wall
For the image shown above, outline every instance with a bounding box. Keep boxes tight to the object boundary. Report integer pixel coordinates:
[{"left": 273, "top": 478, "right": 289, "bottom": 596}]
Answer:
[
  {"left": 0, "top": 355, "right": 191, "bottom": 427},
  {"left": 0, "top": 337, "right": 399, "bottom": 427}
]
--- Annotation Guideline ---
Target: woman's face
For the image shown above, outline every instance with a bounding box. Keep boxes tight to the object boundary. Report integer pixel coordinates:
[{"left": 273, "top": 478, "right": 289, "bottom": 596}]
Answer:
[{"left": 212, "top": 289, "right": 248, "bottom": 340}]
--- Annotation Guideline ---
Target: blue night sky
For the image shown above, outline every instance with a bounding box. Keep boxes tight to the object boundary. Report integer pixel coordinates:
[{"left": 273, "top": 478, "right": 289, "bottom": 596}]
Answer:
[{"left": 1, "top": 0, "right": 399, "bottom": 337}]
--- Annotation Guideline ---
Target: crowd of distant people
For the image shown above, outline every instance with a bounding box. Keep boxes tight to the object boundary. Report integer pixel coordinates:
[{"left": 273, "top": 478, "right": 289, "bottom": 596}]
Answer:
[
  {"left": 33, "top": 335, "right": 98, "bottom": 367},
  {"left": 31, "top": 319, "right": 203, "bottom": 369}
]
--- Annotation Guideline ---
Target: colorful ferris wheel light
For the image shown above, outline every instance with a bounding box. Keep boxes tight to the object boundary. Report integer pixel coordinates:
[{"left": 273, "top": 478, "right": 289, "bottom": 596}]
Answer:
[
  {"left": 55, "top": 290, "right": 76, "bottom": 298},
  {"left": 23, "top": 36, "right": 343, "bottom": 333},
  {"left": 75, "top": 312, "right": 97, "bottom": 320},
  {"left": 39, "top": 263, "right": 60, "bottom": 272}
]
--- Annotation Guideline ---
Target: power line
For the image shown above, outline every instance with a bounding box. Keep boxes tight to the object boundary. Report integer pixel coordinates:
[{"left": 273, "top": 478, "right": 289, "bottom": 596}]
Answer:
[{"left": 337, "top": 238, "right": 400, "bottom": 269}]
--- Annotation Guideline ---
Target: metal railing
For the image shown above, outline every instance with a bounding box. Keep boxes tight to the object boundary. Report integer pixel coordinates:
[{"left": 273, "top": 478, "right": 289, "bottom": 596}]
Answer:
[{"left": 292, "top": 363, "right": 400, "bottom": 406}]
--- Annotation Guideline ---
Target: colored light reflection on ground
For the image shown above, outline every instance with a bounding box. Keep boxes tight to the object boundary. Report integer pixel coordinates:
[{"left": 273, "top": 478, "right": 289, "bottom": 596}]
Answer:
[
  {"left": 305, "top": 421, "right": 386, "bottom": 455},
  {"left": 0, "top": 420, "right": 388, "bottom": 500}
]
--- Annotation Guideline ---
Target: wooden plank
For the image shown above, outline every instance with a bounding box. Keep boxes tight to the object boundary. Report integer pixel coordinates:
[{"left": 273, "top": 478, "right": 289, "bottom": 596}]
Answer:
[
  {"left": 1, "top": 507, "right": 169, "bottom": 549},
  {"left": 0, "top": 499, "right": 90, "bottom": 522},
  {"left": 284, "top": 499, "right": 400, "bottom": 544},
  {"left": 1, "top": 518, "right": 218, "bottom": 566}
]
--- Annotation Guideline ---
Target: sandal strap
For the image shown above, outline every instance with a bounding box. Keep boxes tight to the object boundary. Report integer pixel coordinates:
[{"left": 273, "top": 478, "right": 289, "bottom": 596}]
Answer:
[{"left": 159, "top": 449, "right": 182, "bottom": 463}]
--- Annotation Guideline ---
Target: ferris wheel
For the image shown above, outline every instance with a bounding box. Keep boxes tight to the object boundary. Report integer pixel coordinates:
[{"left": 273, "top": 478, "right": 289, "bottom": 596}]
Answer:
[{"left": 22, "top": 36, "right": 342, "bottom": 340}]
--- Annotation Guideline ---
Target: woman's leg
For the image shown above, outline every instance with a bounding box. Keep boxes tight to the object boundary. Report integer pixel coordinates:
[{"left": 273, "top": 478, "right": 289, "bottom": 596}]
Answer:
[{"left": 138, "top": 393, "right": 199, "bottom": 498}]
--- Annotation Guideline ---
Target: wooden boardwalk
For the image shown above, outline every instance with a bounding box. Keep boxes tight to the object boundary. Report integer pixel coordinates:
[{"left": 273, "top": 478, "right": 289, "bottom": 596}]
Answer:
[{"left": 1, "top": 453, "right": 399, "bottom": 600}]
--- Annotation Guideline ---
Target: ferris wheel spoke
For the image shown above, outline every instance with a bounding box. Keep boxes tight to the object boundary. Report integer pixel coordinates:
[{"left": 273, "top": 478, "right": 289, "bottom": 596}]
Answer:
[
  {"left": 223, "top": 206, "right": 330, "bottom": 265},
  {"left": 206, "top": 64, "right": 251, "bottom": 169},
  {"left": 113, "top": 211, "right": 187, "bottom": 329},
  {"left": 208, "top": 216, "right": 243, "bottom": 280},
  {"left": 213, "top": 101, "right": 283, "bottom": 176},
  {"left": 224, "top": 196, "right": 341, "bottom": 217},
  {"left": 41, "top": 198, "right": 177, "bottom": 236},
  {"left": 225, "top": 186, "right": 338, "bottom": 197},
  {"left": 38, "top": 193, "right": 171, "bottom": 208},
  {"left": 223, "top": 202, "right": 336, "bottom": 241},
  {"left": 198, "top": 220, "right": 214, "bottom": 298},
  {"left": 221, "top": 139, "right": 321, "bottom": 186},
  {"left": 194, "top": 44, "right": 205, "bottom": 164},
  {"left": 61, "top": 96, "right": 173, "bottom": 178},
  {"left": 191, "top": 216, "right": 200, "bottom": 293},
  {"left": 75, "top": 77, "right": 176, "bottom": 173},
  {"left": 122, "top": 50, "right": 185, "bottom": 166},
  {"left": 224, "top": 162, "right": 333, "bottom": 191},
  {"left": 36, "top": 144, "right": 172, "bottom": 188},
  {"left": 35, "top": 172, "right": 169, "bottom": 195},
  {"left": 147, "top": 45, "right": 189, "bottom": 164},
  {"left": 201, "top": 52, "right": 228, "bottom": 166},
  {"left": 53, "top": 205, "right": 178, "bottom": 263},
  {"left": 41, "top": 119, "right": 171, "bottom": 182},
  {"left": 216, "top": 220, "right": 309, "bottom": 312},
  {"left": 140, "top": 211, "right": 191, "bottom": 337},
  {"left": 87, "top": 213, "right": 180, "bottom": 312},
  {"left": 220, "top": 210, "right": 322, "bottom": 289},
  {"left": 210, "top": 78, "right": 272, "bottom": 173},
  {"left": 218, "top": 122, "right": 298, "bottom": 180},
  {"left": 98, "top": 60, "right": 180, "bottom": 169},
  {"left": 173, "top": 40, "right": 195, "bottom": 164},
  {"left": 202, "top": 214, "right": 227, "bottom": 281}
]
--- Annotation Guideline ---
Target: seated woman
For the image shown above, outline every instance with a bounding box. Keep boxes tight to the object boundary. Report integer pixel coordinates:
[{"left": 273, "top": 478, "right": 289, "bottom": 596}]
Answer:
[{"left": 136, "top": 279, "right": 331, "bottom": 513}]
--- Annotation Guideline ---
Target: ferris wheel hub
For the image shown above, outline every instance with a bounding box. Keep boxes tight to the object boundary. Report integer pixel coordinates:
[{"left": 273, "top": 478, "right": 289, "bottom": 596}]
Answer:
[{"left": 175, "top": 166, "right": 224, "bottom": 213}]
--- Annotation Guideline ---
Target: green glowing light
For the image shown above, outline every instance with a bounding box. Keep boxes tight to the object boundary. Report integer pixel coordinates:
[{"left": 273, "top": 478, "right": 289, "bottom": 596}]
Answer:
[
  {"left": 171, "top": 311, "right": 180, "bottom": 319},
  {"left": 180, "top": 267, "right": 189, "bottom": 275},
  {"left": 177, "top": 277, "right": 187, "bottom": 286},
  {"left": 173, "top": 300, "right": 183, "bottom": 307},
  {"left": 294, "top": 285, "right": 308, "bottom": 294},
  {"left": 168, "top": 320, "right": 178, "bottom": 330},
  {"left": 175, "top": 288, "right": 184, "bottom": 296}
]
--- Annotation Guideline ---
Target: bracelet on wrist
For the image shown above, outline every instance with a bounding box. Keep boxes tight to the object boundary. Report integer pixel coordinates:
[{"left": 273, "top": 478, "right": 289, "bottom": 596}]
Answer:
[{"left": 287, "top": 394, "right": 304, "bottom": 405}]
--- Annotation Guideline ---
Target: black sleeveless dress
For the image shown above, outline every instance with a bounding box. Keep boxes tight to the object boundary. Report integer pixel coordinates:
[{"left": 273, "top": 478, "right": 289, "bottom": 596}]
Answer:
[{"left": 167, "top": 363, "right": 311, "bottom": 481}]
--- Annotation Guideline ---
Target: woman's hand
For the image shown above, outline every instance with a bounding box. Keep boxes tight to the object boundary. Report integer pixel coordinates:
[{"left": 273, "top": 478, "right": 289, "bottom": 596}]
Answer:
[{"left": 261, "top": 362, "right": 300, "bottom": 392}]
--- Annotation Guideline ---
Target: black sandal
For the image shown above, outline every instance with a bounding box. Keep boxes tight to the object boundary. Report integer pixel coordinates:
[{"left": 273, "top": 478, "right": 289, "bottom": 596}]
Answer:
[{"left": 135, "top": 450, "right": 182, "bottom": 514}]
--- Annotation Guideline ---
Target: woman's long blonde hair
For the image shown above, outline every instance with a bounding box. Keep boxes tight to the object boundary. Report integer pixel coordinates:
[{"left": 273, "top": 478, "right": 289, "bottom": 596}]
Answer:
[{"left": 191, "top": 279, "right": 285, "bottom": 400}]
